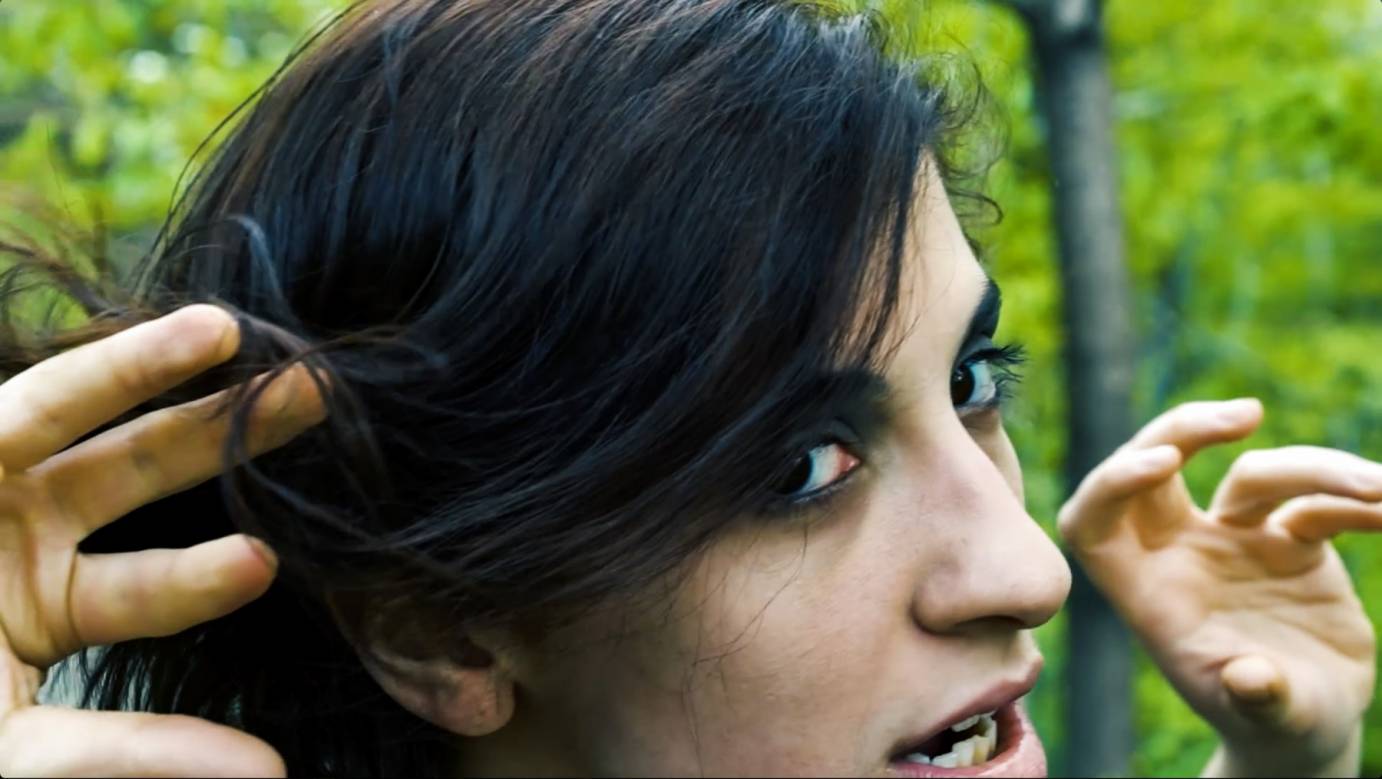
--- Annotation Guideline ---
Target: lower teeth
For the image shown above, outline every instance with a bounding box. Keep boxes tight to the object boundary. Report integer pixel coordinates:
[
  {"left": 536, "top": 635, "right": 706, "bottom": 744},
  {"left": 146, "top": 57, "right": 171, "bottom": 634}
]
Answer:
[{"left": 902, "top": 711, "right": 999, "bottom": 768}]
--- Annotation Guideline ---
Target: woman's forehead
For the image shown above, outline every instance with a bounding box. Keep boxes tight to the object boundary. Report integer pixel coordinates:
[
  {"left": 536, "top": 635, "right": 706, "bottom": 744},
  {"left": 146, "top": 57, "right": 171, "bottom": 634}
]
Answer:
[{"left": 887, "top": 170, "right": 991, "bottom": 384}]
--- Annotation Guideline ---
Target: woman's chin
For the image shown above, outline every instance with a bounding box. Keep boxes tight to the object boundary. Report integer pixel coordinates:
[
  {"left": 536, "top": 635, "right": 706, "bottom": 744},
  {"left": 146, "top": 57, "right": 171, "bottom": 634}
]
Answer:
[{"left": 885, "top": 700, "right": 1046, "bottom": 778}]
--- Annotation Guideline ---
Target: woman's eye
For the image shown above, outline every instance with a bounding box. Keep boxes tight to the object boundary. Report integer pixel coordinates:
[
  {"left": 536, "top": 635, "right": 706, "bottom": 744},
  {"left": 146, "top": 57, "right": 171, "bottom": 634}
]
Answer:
[
  {"left": 951, "top": 343, "right": 1025, "bottom": 412},
  {"left": 951, "top": 359, "right": 999, "bottom": 408},
  {"left": 772, "top": 441, "right": 861, "bottom": 500}
]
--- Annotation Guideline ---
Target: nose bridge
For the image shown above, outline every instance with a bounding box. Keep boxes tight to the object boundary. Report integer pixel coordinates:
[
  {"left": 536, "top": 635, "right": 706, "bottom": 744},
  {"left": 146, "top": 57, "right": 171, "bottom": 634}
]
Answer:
[{"left": 908, "top": 426, "right": 1071, "bottom": 634}]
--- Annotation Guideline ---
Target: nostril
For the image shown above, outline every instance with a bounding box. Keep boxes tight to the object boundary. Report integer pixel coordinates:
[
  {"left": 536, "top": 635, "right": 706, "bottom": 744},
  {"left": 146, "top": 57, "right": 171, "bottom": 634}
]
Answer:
[
  {"left": 938, "top": 615, "right": 1041, "bottom": 638},
  {"left": 991, "top": 616, "right": 1030, "bottom": 632},
  {"left": 910, "top": 549, "right": 1069, "bottom": 633}
]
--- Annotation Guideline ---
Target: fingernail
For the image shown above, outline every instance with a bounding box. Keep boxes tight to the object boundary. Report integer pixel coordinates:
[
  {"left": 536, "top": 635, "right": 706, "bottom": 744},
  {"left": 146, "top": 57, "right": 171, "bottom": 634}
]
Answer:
[
  {"left": 1219, "top": 398, "right": 1262, "bottom": 424},
  {"left": 245, "top": 536, "right": 280, "bottom": 570}
]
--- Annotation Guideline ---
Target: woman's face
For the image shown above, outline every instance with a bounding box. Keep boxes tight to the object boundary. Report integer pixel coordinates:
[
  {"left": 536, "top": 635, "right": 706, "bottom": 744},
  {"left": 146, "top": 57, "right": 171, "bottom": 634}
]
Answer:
[{"left": 473, "top": 172, "right": 1073, "bottom": 777}]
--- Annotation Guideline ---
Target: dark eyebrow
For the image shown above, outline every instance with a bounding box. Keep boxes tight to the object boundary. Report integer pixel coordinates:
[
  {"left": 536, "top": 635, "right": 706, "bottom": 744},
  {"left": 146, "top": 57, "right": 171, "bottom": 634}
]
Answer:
[
  {"left": 795, "top": 277, "right": 1000, "bottom": 438},
  {"left": 803, "top": 367, "right": 897, "bottom": 441},
  {"left": 960, "top": 276, "right": 1003, "bottom": 348}
]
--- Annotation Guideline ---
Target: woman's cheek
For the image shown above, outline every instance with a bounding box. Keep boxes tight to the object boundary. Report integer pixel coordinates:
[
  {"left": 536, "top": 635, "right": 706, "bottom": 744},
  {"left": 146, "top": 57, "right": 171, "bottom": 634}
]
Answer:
[{"left": 645, "top": 519, "right": 899, "bottom": 773}]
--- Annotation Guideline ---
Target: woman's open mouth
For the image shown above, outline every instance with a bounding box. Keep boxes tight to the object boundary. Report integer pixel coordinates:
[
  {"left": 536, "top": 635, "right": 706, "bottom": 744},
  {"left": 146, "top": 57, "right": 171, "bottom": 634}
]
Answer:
[
  {"left": 897, "top": 707, "right": 999, "bottom": 768},
  {"left": 886, "top": 699, "right": 1046, "bottom": 778}
]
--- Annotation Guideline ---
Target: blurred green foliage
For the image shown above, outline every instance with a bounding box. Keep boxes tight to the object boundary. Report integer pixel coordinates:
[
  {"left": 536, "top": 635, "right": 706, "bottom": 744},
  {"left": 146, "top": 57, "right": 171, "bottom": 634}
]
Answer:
[
  {"left": 1, "top": 0, "right": 1379, "bottom": 775},
  {"left": 914, "top": 1, "right": 1382, "bottom": 775}
]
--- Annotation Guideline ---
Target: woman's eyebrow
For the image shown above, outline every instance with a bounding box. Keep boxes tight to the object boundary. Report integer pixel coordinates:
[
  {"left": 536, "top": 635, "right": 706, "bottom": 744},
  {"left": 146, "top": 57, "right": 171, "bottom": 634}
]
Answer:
[
  {"left": 806, "top": 366, "right": 898, "bottom": 436},
  {"left": 960, "top": 276, "right": 1003, "bottom": 347},
  {"left": 806, "top": 278, "right": 1002, "bottom": 429}
]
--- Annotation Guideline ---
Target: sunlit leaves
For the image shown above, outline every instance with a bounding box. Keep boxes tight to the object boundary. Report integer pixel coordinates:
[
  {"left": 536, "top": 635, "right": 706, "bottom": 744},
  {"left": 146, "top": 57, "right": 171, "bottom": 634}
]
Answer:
[
  {"left": 0, "top": 0, "right": 348, "bottom": 226},
  {"left": 0, "top": 0, "right": 1378, "bottom": 774}
]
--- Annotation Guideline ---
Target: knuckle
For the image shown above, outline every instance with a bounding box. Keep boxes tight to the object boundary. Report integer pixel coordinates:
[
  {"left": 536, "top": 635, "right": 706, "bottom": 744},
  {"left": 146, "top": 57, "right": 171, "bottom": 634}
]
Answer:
[
  {"left": 1090, "top": 456, "right": 1130, "bottom": 491},
  {"left": 129, "top": 447, "right": 168, "bottom": 497},
  {"left": 121, "top": 427, "right": 173, "bottom": 499},
  {"left": 254, "top": 371, "right": 299, "bottom": 420},
  {"left": 12, "top": 383, "right": 69, "bottom": 450},
  {"left": 1136, "top": 404, "right": 1199, "bottom": 442},
  {"left": 1226, "top": 449, "right": 1273, "bottom": 482},
  {"left": 1344, "top": 469, "right": 1382, "bottom": 498},
  {"left": 259, "top": 365, "right": 322, "bottom": 421},
  {"left": 110, "top": 350, "right": 173, "bottom": 397}
]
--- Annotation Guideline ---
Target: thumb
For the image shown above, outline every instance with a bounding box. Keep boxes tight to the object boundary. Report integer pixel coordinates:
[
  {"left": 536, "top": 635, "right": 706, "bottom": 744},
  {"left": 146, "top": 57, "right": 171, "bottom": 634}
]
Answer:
[{"left": 1221, "top": 654, "right": 1290, "bottom": 722}]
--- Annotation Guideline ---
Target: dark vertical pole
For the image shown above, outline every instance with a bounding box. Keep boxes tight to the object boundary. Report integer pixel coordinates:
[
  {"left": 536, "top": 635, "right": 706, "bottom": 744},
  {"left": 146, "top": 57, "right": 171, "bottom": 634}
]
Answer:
[{"left": 997, "top": 0, "right": 1138, "bottom": 775}]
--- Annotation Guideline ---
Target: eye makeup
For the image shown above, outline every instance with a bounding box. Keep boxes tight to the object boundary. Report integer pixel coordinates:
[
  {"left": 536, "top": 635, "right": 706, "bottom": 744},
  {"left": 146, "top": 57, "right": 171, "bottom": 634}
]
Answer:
[{"left": 755, "top": 274, "right": 1022, "bottom": 523}]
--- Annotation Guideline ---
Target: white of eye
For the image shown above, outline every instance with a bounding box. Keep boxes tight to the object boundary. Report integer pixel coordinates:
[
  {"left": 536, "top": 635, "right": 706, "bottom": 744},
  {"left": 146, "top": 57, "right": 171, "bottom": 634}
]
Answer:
[{"left": 778, "top": 441, "right": 860, "bottom": 498}]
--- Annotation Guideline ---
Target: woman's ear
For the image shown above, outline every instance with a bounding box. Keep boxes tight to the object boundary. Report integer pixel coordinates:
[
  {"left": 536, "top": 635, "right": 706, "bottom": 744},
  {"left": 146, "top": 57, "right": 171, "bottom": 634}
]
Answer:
[
  {"left": 357, "top": 638, "right": 517, "bottom": 737},
  {"left": 326, "top": 593, "right": 518, "bottom": 737}
]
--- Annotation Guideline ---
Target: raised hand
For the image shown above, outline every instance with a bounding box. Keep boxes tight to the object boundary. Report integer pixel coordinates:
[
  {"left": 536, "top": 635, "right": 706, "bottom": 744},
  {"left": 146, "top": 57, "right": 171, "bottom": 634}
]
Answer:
[
  {"left": 1060, "top": 398, "right": 1380, "bottom": 776},
  {"left": 0, "top": 306, "right": 323, "bottom": 777}
]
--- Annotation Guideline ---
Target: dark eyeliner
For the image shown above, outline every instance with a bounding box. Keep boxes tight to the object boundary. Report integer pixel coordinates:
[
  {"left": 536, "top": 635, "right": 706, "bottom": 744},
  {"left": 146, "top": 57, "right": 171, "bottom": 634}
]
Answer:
[
  {"left": 960, "top": 340, "right": 1027, "bottom": 410},
  {"left": 758, "top": 418, "right": 868, "bottom": 519},
  {"left": 762, "top": 461, "right": 862, "bottom": 522}
]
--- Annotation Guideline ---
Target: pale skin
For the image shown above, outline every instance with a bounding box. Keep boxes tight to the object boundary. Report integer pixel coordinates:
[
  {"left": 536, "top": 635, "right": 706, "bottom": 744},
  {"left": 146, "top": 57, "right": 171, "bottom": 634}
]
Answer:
[{"left": 0, "top": 175, "right": 1378, "bottom": 777}]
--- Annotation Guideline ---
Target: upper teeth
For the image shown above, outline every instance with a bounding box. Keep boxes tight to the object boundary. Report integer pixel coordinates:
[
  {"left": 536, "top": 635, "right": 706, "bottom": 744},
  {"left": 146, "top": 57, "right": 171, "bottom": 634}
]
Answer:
[
  {"left": 950, "top": 714, "right": 982, "bottom": 732},
  {"left": 902, "top": 710, "right": 998, "bottom": 768}
]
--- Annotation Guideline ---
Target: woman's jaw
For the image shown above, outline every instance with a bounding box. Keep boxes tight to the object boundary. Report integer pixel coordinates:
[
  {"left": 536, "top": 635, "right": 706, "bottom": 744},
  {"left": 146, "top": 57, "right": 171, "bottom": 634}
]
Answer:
[{"left": 885, "top": 660, "right": 1046, "bottom": 778}]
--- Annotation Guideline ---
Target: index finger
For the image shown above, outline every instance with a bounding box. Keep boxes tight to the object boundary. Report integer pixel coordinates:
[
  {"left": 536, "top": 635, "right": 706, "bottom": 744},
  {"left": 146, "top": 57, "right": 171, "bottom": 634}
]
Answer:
[
  {"left": 1125, "top": 398, "right": 1265, "bottom": 460},
  {"left": 0, "top": 305, "right": 239, "bottom": 471}
]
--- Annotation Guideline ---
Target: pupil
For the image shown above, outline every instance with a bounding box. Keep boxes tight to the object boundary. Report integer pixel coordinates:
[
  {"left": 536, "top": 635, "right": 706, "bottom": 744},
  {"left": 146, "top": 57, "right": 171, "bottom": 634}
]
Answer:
[
  {"left": 776, "top": 455, "right": 814, "bottom": 495},
  {"left": 951, "top": 365, "right": 975, "bottom": 405}
]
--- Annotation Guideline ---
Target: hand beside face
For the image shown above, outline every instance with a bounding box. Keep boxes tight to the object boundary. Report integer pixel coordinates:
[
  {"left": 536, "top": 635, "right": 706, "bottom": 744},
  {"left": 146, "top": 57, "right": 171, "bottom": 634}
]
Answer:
[
  {"left": 1060, "top": 399, "right": 1379, "bottom": 776},
  {"left": 0, "top": 306, "right": 322, "bottom": 777}
]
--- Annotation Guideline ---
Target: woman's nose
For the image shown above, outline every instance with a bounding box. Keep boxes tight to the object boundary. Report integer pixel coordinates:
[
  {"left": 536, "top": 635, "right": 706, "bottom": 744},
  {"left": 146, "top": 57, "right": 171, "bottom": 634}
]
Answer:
[{"left": 909, "top": 438, "right": 1072, "bottom": 635}]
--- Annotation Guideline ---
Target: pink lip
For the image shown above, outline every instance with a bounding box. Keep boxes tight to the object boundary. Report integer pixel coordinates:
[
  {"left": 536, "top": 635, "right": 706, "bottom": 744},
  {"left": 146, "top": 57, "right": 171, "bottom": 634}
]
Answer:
[{"left": 888, "top": 699, "right": 1045, "bottom": 778}]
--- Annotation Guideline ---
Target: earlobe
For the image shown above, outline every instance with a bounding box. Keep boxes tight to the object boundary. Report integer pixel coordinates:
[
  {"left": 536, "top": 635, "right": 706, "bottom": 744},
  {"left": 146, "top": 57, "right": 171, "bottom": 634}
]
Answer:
[{"left": 359, "top": 646, "right": 517, "bottom": 737}]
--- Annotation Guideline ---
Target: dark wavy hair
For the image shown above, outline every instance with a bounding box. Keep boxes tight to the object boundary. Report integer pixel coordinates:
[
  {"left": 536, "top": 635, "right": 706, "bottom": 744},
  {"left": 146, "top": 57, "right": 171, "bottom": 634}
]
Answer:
[{"left": 3, "top": 0, "right": 988, "bottom": 774}]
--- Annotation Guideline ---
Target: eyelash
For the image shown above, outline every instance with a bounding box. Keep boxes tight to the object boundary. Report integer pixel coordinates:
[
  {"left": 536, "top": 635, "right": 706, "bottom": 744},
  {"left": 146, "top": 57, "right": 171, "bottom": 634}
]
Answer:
[
  {"left": 760, "top": 429, "right": 865, "bottom": 521},
  {"left": 957, "top": 341, "right": 1027, "bottom": 414},
  {"left": 761, "top": 455, "right": 860, "bottom": 524},
  {"left": 760, "top": 340, "right": 1028, "bottom": 522}
]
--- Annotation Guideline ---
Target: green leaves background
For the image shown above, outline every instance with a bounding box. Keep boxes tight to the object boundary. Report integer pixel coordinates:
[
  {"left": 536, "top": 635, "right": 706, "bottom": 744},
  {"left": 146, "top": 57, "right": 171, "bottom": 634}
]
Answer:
[{"left": 1, "top": 0, "right": 1378, "bottom": 774}]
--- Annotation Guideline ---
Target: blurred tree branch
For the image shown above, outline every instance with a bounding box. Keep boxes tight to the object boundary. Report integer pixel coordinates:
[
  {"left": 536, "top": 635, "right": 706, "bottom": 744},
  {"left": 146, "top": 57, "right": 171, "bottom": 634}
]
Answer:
[{"left": 982, "top": 0, "right": 1137, "bottom": 776}]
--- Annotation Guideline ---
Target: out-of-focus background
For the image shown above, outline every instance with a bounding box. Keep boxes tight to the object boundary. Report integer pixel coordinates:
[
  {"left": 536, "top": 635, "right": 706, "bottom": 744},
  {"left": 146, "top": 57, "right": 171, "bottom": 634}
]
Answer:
[{"left": 2, "top": 0, "right": 1378, "bottom": 775}]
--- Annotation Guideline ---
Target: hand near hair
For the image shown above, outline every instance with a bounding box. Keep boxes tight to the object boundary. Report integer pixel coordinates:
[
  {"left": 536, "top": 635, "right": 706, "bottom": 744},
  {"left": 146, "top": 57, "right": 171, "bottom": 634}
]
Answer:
[
  {"left": 0, "top": 306, "right": 322, "bottom": 777},
  {"left": 1060, "top": 399, "right": 1378, "bottom": 778}
]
